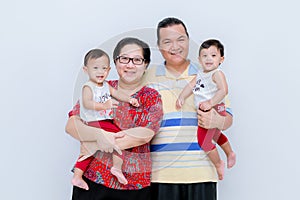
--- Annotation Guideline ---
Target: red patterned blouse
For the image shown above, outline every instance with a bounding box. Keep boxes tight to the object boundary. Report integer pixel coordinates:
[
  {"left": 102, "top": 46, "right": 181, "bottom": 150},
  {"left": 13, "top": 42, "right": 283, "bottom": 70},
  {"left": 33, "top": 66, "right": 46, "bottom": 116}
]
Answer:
[{"left": 68, "top": 80, "right": 163, "bottom": 190}]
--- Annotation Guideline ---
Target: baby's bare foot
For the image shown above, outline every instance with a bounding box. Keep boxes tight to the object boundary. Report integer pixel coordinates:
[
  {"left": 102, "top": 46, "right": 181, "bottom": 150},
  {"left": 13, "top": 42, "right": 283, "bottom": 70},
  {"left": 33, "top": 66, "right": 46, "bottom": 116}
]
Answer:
[
  {"left": 216, "top": 160, "right": 225, "bottom": 180},
  {"left": 71, "top": 177, "right": 89, "bottom": 190},
  {"left": 111, "top": 167, "right": 128, "bottom": 185},
  {"left": 227, "top": 152, "right": 236, "bottom": 169}
]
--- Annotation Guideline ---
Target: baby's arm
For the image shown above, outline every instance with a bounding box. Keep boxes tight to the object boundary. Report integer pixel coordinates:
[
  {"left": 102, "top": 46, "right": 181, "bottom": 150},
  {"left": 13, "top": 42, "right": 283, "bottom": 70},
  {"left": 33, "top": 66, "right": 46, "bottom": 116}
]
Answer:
[
  {"left": 176, "top": 76, "right": 197, "bottom": 109},
  {"left": 82, "top": 86, "right": 117, "bottom": 111},
  {"left": 200, "top": 70, "right": 228, "bottom": 111},
  {"left": 109, "top": 86, "right": 139, "bottom": 107}
]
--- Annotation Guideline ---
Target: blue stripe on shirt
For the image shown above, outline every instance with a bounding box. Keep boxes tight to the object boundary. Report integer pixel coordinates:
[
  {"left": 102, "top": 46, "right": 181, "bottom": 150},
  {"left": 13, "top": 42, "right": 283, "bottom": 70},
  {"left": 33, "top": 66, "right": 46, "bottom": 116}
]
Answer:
[
  {"left": 161, "top": 118, "right": 198, "bottom": 127},
  {"left": 151, "top": 143, "right": 201, "bottom": 152},
  {"left": 160, "top": 109, "right": 233, "bottom": 128},
  {"left": 226, "top": 107, "right": 233, "bottom": 116}
]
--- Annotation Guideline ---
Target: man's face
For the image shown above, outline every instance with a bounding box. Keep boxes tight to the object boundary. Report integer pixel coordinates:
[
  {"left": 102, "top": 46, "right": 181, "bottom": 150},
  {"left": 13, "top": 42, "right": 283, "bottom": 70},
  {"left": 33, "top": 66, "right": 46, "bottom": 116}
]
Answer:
[{"left": 158, "top": 24, "right": 189, "bottom": 66}]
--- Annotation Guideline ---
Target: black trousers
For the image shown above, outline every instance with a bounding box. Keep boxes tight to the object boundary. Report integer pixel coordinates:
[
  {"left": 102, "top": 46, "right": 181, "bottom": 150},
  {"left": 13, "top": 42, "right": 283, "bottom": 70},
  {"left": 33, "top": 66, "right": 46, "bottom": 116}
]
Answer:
[
  {"left": 72, "top": 177, "right": 151, "bottom": 200},
  {"left": 151, "top": 182, "right": 217, "bottom": 200}
]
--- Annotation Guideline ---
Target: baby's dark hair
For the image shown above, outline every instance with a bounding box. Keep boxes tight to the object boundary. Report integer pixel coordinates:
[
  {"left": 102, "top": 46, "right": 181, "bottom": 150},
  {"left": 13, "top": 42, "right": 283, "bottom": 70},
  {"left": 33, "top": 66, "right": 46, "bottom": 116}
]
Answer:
[
  {"left": 84, "top": 49, "right": 109, "bottom": 66},
  {"left": 199, "top": 39, "right": 224, "bottom": 57}
]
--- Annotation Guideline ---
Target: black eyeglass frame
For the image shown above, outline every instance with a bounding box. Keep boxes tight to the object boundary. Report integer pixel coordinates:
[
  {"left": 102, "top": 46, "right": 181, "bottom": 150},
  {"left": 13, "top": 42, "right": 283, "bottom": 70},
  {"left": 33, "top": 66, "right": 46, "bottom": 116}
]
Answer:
[{"left": 115, "top": 56, "right": 146, "bottom": 65}]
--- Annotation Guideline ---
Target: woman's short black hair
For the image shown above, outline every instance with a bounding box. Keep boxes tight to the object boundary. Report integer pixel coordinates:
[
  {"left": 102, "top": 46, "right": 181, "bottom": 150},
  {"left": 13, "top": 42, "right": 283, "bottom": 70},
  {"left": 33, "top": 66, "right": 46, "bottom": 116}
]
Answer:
[{"left": 113, "top": 37, "right": 151, "bottom": 68}]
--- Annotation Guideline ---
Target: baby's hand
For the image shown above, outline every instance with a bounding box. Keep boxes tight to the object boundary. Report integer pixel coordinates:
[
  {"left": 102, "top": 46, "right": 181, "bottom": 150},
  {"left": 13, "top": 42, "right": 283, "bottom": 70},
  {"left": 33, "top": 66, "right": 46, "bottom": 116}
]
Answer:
[
  {"left": 199, "top": 100, "right": 212, "bottom": 111},
  {"left": 129, "top": 98, "right": 140, "bottom": 107},
  {"left": 111, "top": 99, "right": 119, "bottom": 108},
  {"left": 104, "top": 99, "right": 119, "bottom": 109},
  {"left": 176, "top": 98, "right": 185, "bottom": 110}
]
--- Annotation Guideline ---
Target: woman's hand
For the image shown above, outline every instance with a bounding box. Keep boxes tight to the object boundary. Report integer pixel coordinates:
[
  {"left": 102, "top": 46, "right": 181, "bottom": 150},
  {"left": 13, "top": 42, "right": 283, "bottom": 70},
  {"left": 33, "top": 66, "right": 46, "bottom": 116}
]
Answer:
[
  {"left": 65, "top": 115, "right": 125, "bottom": 154},
  {"left": 95, "top": 130, "right": 125, "bottom": 154}
]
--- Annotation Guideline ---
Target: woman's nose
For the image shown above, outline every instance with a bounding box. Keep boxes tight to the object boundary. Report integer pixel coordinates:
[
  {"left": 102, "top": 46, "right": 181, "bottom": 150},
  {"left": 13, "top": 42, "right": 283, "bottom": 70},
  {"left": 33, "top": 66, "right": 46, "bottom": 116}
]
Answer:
[{"left": 126, "top": 60, "right": 135, "bottom": 68}]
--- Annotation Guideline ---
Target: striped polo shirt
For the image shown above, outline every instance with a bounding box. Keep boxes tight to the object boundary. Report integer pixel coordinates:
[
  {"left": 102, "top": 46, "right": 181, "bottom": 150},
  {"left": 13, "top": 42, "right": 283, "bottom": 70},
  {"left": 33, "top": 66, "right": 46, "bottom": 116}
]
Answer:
[{"left": 143, "top": 62, "right": 232, "bottom": 183}]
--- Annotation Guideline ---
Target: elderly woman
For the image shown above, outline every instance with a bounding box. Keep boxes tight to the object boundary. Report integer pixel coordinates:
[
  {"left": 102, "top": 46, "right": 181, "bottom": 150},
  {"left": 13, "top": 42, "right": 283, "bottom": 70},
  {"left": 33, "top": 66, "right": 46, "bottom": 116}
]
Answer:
[{"left": 66, "top": 37, "right": 163, "bottom": 200}]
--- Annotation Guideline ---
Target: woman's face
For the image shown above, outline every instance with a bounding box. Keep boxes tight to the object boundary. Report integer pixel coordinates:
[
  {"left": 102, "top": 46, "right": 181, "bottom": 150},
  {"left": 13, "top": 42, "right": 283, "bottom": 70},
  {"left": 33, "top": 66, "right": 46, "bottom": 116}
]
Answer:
[{"left": 115, "top": 44, "right": 147, "bottom": 85}]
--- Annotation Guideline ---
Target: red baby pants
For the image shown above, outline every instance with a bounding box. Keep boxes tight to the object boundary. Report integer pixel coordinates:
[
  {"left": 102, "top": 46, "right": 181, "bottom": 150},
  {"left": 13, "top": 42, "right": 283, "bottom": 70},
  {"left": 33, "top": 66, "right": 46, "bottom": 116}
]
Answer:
[{"left": 197, "top": 103, "right": 229, "bottom": 152}]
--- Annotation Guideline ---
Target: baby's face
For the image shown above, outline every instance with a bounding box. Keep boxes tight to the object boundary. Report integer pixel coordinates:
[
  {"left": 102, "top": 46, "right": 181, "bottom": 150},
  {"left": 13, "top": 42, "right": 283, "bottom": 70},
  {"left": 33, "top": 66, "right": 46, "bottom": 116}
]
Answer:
[
  {"left": 84, "top": 56, "right": 110, "bottom": 86},
  {"left": 198, "top": 46, "right": 224, "bottom": 73}
]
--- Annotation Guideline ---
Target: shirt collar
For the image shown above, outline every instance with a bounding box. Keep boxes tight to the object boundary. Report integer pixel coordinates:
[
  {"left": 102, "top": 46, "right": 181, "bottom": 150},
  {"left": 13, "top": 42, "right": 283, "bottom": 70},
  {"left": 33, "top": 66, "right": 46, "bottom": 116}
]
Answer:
[{"left": 155, "top": 61, "right": 199, "bottom": 77}]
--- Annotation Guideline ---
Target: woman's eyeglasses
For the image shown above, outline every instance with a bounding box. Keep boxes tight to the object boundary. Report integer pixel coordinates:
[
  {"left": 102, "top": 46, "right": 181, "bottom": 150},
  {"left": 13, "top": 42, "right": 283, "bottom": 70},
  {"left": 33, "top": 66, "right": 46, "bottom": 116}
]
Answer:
[{"left": 116, "top": 56, "right": 145, "bottom": 65}]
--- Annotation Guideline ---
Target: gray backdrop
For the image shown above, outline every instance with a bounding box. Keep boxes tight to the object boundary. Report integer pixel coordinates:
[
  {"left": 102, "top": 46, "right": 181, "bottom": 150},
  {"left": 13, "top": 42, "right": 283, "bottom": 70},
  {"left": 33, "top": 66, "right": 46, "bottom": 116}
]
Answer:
[{"left": 1, "top": 0, "right": 299, "bottom": 199}]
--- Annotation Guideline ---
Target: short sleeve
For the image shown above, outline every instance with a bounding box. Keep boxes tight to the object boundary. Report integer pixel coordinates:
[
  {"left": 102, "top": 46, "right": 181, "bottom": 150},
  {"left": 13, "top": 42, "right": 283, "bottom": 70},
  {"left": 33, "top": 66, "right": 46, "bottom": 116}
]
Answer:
[
  {"left": 68, "top": 100, "right": 80, "bottom": 117},
  {"left": 137, "top": 88, "right": 163, "bottom": 134},
  {"left": 224, "top": 95, "right": 233, "bottom": 116}
]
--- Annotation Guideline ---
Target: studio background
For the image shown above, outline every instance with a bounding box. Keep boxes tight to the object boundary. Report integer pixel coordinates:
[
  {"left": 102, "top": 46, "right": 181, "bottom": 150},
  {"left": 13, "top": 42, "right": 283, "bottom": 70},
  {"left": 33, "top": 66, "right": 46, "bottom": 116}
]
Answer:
[{"left": 1, "top": 0, "right": 299, "bottom": 199}]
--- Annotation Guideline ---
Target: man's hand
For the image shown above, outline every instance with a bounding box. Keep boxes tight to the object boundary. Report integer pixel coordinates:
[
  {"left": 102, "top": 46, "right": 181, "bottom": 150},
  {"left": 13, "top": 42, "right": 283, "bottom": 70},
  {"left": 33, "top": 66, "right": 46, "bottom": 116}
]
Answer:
[{"left": 197, "top": 107, "right": 225, "bottom": 130}]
